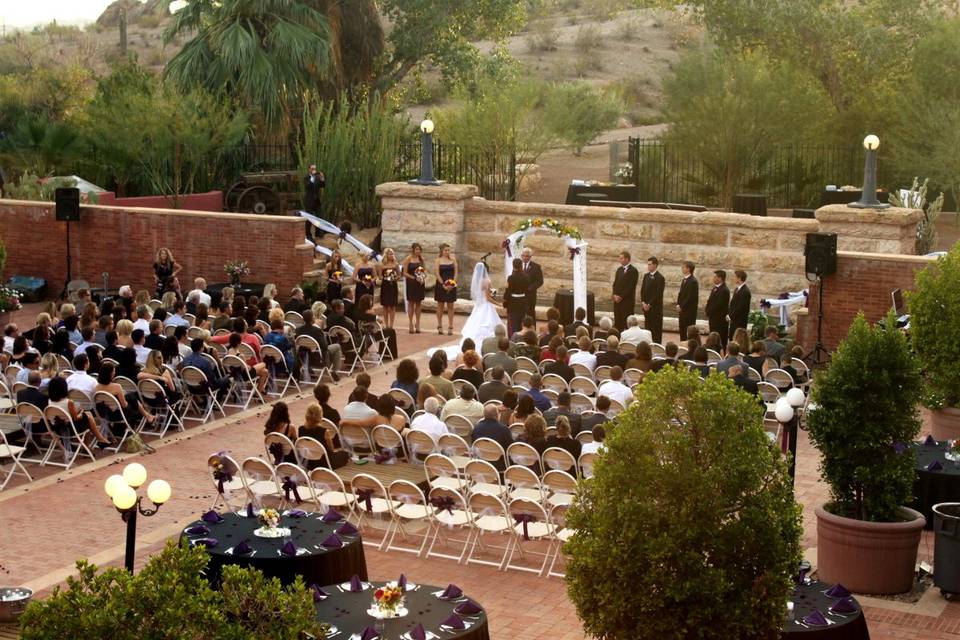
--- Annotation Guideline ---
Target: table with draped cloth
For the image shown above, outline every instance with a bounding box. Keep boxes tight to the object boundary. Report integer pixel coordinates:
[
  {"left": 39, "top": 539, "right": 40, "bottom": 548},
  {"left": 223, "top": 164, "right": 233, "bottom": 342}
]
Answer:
[
  {"left": 910, "top": 438, "right": 960, "bottom": 530},
  {"left": 781, "top": 580, "right": 870, "bottom": 640}
]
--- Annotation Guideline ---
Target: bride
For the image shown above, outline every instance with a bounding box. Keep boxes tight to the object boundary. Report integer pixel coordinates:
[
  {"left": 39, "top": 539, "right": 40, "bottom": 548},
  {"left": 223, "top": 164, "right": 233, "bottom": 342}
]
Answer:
[{"left": 461, "top": 261, "right": 505, "bottom": 349}]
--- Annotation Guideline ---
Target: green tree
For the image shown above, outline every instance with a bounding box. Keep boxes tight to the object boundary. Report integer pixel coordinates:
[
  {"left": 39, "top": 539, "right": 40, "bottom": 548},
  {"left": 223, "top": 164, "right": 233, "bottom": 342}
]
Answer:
[
  {"left": 566, "top": 366, "right": 801, "bottom": 640},
  {"left": 543, "top": 82, "right": 622, "bottom": 155},
  {"left": 0, "top": 119, "right": 84, "bottom": 176}
]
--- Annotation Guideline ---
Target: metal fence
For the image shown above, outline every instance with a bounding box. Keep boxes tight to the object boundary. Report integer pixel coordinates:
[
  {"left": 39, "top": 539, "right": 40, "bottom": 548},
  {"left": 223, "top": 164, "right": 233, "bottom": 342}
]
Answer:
[{"left": 627, "top": 138, "right": 869, "bottom": 209}]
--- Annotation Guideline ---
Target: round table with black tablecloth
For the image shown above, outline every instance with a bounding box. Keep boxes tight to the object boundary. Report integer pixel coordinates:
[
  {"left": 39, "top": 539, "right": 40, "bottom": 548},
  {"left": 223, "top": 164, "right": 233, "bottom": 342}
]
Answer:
[
  {"left": 781, "top": 580, "right": 870, "bottom": 640},
  {"left": 552, "top": 289, "right": 595, "bottom": 327},
  {"left": 180, "top": 511, "right": 367, "bottom": 587},
  {"left": 205, "top": 283, "right": 267, "bottom": 307},
  {"left": 315, "top": 581, "right": 490, "bottom": 640},
  {"left": 910, "top": 440, "right": 960, "bottom": 530}
]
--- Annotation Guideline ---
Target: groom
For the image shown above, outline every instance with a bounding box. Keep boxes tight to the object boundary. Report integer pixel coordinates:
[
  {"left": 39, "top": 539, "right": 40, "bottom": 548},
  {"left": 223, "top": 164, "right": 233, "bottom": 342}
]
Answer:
[
  {"left": 520, "top": 248, "right": 543, "bottom": 320},
  {"left": 505, "top": 258, "right": 531, "bottom": 336}
]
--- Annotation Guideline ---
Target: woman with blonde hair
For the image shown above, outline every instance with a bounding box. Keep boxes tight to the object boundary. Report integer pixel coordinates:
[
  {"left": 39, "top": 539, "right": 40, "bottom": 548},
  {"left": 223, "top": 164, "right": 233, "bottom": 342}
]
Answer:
[
  {"left": 134, "top": 290, "right": 151, "bottom": 308},
  {"left": 262, "top": 283, "right": 280, "bottom": 309},
  {"left": 379, "top": 247, "right": 401, "bottom": 330},
  {"left": 116, "top": 319, "right": 135, "bottom": 348},
  {"left": 731, "top": 327, "right": 751, "bottom": 356},
  {"left": 152, "top": 247, "right": 181, "bottom": 298},
  {"left": 39, "top": 352, "right": 59, "bottom": 389},
  {"left": 220, "top": 286, "right": 235, "bottom": 308},
  {"left": 433, "top": 243, "right": 458, "bottom": 335},
  {"left": 139, "top": 349, "right": 182, "bottom": 404},
  {"left": 160, "top": 291, "right": 178, "bottom": 311},
  {"left": 41, "top": 301, "right": 59, "bottom": 322},
  {"left": 298, "top": 402, "right": 349, "bottom": 469}
]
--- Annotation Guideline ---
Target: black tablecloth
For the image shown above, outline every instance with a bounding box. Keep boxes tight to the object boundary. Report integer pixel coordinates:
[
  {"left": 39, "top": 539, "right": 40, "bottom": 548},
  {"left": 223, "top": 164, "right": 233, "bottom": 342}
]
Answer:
[
  {"left": 315, "top": 581, "right": 490, "bottom": 640},
  {"left": 180, "top": 510, "right": 368, "bottom": 587},
  {"left": 733, "top": 192, "right": 768, "bottom": 216},
  {"left": 565, "top": 184, "right": 638, "bottom": 205},
  {"left": 552, "top": 289, "right": 595, "bottom": 326},
  {"left": 205, "top": 282, "right": 267, "bottom": 306},
  {"left": 910, "top": 440, "right": 960, "bottom": 530},
  {"left": 781, "top": 581, "right": 870, "bottom": 639},
  {"left": 819, "top": 190, "right": 890, "bottom": 207}
]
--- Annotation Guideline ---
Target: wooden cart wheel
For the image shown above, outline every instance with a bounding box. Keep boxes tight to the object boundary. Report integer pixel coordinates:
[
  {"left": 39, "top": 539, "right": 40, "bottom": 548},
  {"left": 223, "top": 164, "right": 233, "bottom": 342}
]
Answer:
[
  {"left": 236, "top": 186, "right": 281, "bottom": 215},
  {"left": 224, "top": 180, "right": 247, "bottom": 212}
]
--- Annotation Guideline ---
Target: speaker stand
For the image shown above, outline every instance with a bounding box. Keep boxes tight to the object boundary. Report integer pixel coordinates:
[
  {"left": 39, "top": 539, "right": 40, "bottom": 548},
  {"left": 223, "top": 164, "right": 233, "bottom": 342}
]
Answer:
[
  {"left": 805, "top": 275, "right": 830, "bottom": 367},
  {"left": 58, "top": 220, "right": 73, "bottom": 301}
]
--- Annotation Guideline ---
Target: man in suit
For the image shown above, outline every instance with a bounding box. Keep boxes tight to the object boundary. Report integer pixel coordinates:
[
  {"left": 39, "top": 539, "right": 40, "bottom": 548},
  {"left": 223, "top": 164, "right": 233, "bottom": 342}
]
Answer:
[
  {"left": 640, "top": 256, "right": 665, "bottom": 344},
  {"left": 478, "top": 366, "right": 510, "bottom": 403},
  {"left": 596, "top": 336, "right": 629, "bottom": 369},
  {"left": 520, "top": 248, "right": 543, "bottom": 320},
  {"left": 612, "top": 251, "right": 639, "bottom": 331},
  {"left": 675, "top": 261, "right": 699, "bottom": 340},
  {"left": 485, "top": 338, "right": 518, "bottom": 375},
  {"left": 544, "top": 391, "right": 582, "bottom": 432},
  {"left": 303, "top": 163, "right": 325, "bottom": 240},
  {"left": 727, "top": 270, "right": 751, "bottom": 344},
  {"left": 728, "top": 364, "right": 759, "bottom": 397},
  {"left": 564, "top": 307, "right": 590, "bottom": 339},
  {"left": 705, "top": 269, "right": 731, "bottom": 345},
  {"left": 471, "top": 404, "right": 514, "bottom": 465},
  {"left": 543, "top": 345, "right": 575, "bottom": 382},
  {"left": 505, "top": 258, "right": 531, "bottom": 336}
]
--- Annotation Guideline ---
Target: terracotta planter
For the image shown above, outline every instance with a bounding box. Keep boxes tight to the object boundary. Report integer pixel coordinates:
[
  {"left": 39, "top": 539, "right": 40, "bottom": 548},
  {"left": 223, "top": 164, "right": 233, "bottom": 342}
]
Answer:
[
  {"left": 815, "top": 505, "right": 925, "bottom": 594},
  {"left": 930, "top": 407, "right": 960, "bottom": 441}
]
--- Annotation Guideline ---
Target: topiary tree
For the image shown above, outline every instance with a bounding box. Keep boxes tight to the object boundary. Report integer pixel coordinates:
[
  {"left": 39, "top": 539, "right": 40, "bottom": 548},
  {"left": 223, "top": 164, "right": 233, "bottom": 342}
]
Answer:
[
  {"left": 908, "top": 244, "right": 960, "bottom": 409},
  {"left": 565, "top": 366, "right": 801, "bottom": 640},
  {"left": 807, "top": 313, "right": 922, "bottom": 522}
]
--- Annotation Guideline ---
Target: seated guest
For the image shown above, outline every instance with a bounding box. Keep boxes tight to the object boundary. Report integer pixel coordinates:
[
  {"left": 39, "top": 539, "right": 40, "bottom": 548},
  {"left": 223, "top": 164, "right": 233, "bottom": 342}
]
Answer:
[
  {"left": 313, "top": 383, "right": 341, "bottom": 426},
  {"left": 114, "top": 347, "right": 140, "bottom": 381},
  {"left": 538, "top": 319, "right": 561, "bottom": 348},
  {"left": 704, "top": 331, "right": 723, "bottom": 355},
  {"left": 498, "top": 389, "right": 518, "bottom": 425},
  {"left": 478, "top": 366, "right": 509, "bottom": 403},
  {"left": 356, "top": 293, "right": 397, "bottom": 361},
  {"left": 481, "top": 324, "right": 510, "bottom": 356},
  {"left": 144, "top": 320, "right": 165, "bottom": 351},
  {"left": 17, "top": 370, "right": 48, "bottom": 408},
  {"left": 341, "top": 386, "right": 378, "bottom": 421},
  {"left": 598, "top": 366, "right": 634, "bottom": 407},
  {"left": 440, "top": 384, "right": 484, "bottom": 423},
  {"left": 294, "top": 310, "right": 341, "bottom": 382},
  {"left": 416, "top": 382, "right": 442, "bottom": 410},
  {"left": 15, "top": 352, "right": 40, "bottom": 384},
  {"left": 517, "top": 414, "right": 548, "bottom": 455},
  {"left": 580, "top": 396, "right": 609, "bottom": 432},
  {"left": 326, "top": 299, "right": 357, "bottom": 334},
  {"left": 75, "top": 326, "right": 98, "bottom": 358},
  {"left": 471, "top": 405, "right": 513, "bottom": 465},
  {"left": 762, "top": 325, "right": 786, "bottom": 360},
  {"left": 182, "top": 338, "right": 230, "bottom": 397},
  {"left": 690, "top": 347, "right": 711, "bottom": 378},
  {"left": 569, "top": 336, "right": 597, "bottom": 371},
  {"left": 540, "top": 335, "right": 564, "bottom": 362},
  {"left": 139, "top": 350, "right": 182, "bottom": 404},
  {"left": 778, "top": 353, "right": 801, "bottom": 387},
  {"left": 509, "top": 393, "right": 537, "bottom": 426},
  {"left": 596, "top": 336, "right": 629, "bottom": 369},
  {"left": 730, "top": 327, "right": 751, "bottom": 356},
  {"left": 164, "top": 300, "right": 190, "bottom": 329},
  {"left": 212, "top": 318, "right": 262, "bottom": 361},
  {"left": 485, "top": 338, "right": 518, "bottom": 374},
  {"left": 742, "top": 341, "right": 767, "bottom": 376},
  {"left": 418, "top": 354, "right": 455, "bottom": 400},
  {"left": 391, "top": 359, "right": 420, "bottom": 402},
  {"left": 66, "top": 353, "right": 98, "bottom": 396},
  {"left": 9, "top": 336, "right": 30, "bottom": 366},
  {"left": 581, "top": 425, "right": 607, "bottom": 454},
  {"left": 3, "top": 323, "right": 19, "bottom": 353},
  {"left": 564, "top": 307, "right": 590, "bottom": 339},
  {"left": 51, "top": 328, "right": 75, "bottom": 360},
  {"left": 48, "top": 376, "right": 112, "bottom": 446},
  {"left": 340, "top": 394, "right": 408, "bottom": 437},
  {"left": 620, "top": 315, "right": 652, "bottom": 345},
  {"left": 525, "top": 374, "right": 553, "bottom": 412},
  {"left": 455, "top": 338, "right": 476, "bottom": 369},
  {"left": 650, "top": 341, "right": 680, "bottom": 373},
  {"left": 592, "top": 316, "right": 618, "bottom": 341},
  {"left": 212, "top": 302, "right": 233, "bottom": 332},
  {"left": 282, "top": 287, "right": 308, "bottom": 314},
  {"left": 546, "top": 415, "right": 581, "bottom": 471},
  {"left": 62, "top": 313, "right": 82, "bottom": 345},
  {"left": 299, "top": 402, "right": 349, "bottom": 469},
  {"left": 410, "top": 396, "right": 448, "bottom": 442},
  {"left": 262, "top": 319, "right": 295, "bottom": 370},
  {"left": 131, "top": 329, "right": 151, "bottom": 366},
  {"left": 543, "top": 346, "right": 575, "bottom": 382},
  {"left": 38, "top": 353, "right": 59, "bottom": 389},
  {"left": 264, "top": 401, "right": 299, "bottom": 462},
  {"left": 685, "top": 338, "right": 699, "bottom": 361},
  {"left": 94, "top": 316, "right": 113, "bottom": 347},
  {"left": 728, "top": 364, "right": 759, "bottom": 396},
  {"left": 625, "top": 341, "right": 654, "bottom": 373},
  {"left": 186, "top": 278, "right": 211, "bottom": 308},
  {"left": 686, "top": 326, "right": 701, "bottom": 346},
  {"left": 223, "top": 332, "right": 269, "bottom": 394},
  {"left": 543, "top": 391, "right": 582, "bottom": 433},
  {"left": 173, "top": 326, "right": 191, "bottom": 359},
  {"left": 432, "top": 349, "right": 453, "bottom": 379},
  {"left": 715, "top": 342, "right": 742, "bottom": 375},
  {"left": 452, "top": 350, "right": 484, "bottom": 391},
  {"left": 514, "top": 330, "right": 541, "bottom": 363},
  {"left": 511, "top": 316, "right": 536, "bottom": 344},
  {"left": 132, "top": 306, "right": 151, "bottom": 334}
]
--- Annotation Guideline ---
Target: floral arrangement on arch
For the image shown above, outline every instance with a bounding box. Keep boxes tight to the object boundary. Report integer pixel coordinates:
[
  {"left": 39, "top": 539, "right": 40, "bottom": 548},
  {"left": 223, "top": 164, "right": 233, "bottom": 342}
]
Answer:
[
  {"left": 0, "top": 285, "right": 22, "bottom": 313},
  {"left": 224, "top": 260, "right": 251, "bottom": 284},
  {"left": 514, "top": 218, "right": 582, "bottom": 241}
]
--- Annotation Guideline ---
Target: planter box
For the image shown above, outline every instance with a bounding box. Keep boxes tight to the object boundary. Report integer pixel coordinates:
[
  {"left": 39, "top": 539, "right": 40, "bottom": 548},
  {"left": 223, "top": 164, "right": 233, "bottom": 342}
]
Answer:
[{"left": 930, "top": 407, "right": 960, "bottom": 441}]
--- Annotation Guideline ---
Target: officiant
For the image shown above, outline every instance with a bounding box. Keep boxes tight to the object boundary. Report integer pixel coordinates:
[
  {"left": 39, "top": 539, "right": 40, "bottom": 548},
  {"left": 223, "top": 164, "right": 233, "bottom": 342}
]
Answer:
[
  {"left": 520, "top": 248, "right": 543, "bottom": 320},
  {"left": 505, "top": 258, "right": 531, "bottom": 336}
]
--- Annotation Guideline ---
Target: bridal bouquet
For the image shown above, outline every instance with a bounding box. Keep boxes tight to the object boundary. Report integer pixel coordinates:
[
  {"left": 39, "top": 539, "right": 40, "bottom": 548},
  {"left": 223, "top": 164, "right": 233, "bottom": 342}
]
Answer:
[{"left": 414, "top": 266, "right": 426, "bottom": 284}]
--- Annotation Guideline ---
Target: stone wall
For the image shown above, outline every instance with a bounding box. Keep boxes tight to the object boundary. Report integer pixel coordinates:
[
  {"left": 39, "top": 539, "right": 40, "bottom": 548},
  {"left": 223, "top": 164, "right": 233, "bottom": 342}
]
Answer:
[{"left": 0, "top": 199, "right": 314, "bottom": 298}]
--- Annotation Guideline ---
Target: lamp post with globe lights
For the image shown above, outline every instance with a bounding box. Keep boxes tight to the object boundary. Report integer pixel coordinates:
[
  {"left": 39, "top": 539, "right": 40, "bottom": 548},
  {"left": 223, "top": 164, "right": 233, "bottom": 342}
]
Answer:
[
  {"left": 409, "top": 118, "right": 444, "bottom": 186},
  {"left": 849, "top": 134, "right": 890, "bottom": 209},
  {"left": 775, "top": 387, "right": 807, "bottom": 483},
  {"left": 104, "top": 463, "right": 172, "bottom": 573}
]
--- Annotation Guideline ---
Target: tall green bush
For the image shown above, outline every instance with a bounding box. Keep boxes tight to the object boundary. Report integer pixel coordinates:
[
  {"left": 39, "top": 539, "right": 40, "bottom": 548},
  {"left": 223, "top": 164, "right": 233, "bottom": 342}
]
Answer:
[
  {"left": 298, "top": 92, "right": 407, "bottom": 227},
  {"left": 543, "top": 82, "right": 622, "bottom": 156},
  {"left": 807, "top": 313, "right": 922, "bottom": 522},
  {"left": 565, "top": 366, "right": 801, "bottom": 640}
]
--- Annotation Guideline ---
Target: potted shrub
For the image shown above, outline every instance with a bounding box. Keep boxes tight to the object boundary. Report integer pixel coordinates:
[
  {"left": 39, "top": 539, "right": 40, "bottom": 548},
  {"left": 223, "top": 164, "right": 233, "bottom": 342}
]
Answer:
[
  {"left": 908, "top": 243, "right": 960, "bottom": 439},
  {"left": 807, "top": 312, "right": 925, "bottom": 594},
  {"left": 566, "top": 366, "right": 801, "bottom": 639}
]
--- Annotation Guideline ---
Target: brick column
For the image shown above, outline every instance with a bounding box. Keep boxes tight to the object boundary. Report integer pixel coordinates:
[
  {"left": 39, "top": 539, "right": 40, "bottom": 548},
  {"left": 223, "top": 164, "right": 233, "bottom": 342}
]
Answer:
[{"left": 815, "top": 205, "right": 922, "bottom": 255}]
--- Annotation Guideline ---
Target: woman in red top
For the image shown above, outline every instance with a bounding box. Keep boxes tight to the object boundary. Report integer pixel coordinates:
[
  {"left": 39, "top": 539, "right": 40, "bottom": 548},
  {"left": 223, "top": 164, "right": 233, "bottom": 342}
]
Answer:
[{"left": 211, "top": 318, "right": 267, "bottom": 393}]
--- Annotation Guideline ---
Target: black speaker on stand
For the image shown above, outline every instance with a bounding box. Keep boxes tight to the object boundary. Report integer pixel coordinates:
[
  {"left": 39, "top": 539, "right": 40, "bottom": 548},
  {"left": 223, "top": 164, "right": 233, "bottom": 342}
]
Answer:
[
  {"left": 804, "top": 232, "right": 837, "bottom": 367},
  {"left": 55, "top": 187, "right": 81, "bottom": 300}
]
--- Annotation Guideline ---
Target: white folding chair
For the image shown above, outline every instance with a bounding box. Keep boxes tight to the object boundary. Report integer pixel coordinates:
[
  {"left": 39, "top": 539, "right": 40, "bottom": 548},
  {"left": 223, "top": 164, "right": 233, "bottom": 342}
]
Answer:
[
  {"left": 542, "top": 469, "right": 577, "bottom": 507},
  {"left": 443, "top": 413, "right": 474, "bottom": 438},
  {"left": 505, "top": 497, "right": 556, "bottom": 576},
  {"left": 541, "top": 373, "right": 569, "bottom": 394},
  {"left": 571, "top": 363, "right": 593, "bottom": 379},
  {"left": 388, "top": 388, "right": 417, "bottom": 413},
  {"left": 511, "top": 370, "right": 533, "bottom": 389},
  {"left": 464, "top": 459, "right": 506, "bottom": 497},
  {"left": 542, "top": 447, "right": 578, "bottom": 476},
  {"left": 504, "top": 465, "right": 545, "bottom": 503},
  {"left": 465, "top": 491, "right": 513, "bottom": 570},
  {"left": 424, "top": 453, "right": 468, "bottom": 492},
  {"left": 137, "top": 379, "right": 185, "bottom": 438},
  {"left": 340, "top": 423, "right": 373, "bottom": 456},
  {"left": 372, "top": 424, "right": 408, "bottom": 460},
  {"left": 471, "top": 437, "right": 506, "bottom": 470},
  {"left": 385, "top": 479, "right": 432, "bottom": 556},
  {"left": 452, "top": 378, "right": 478, "bottom": 399},
  {"left": 264, "top": 432, "right": 299, "bottom": 467},
  {"left": 294, "top": 334, "right": 332, "bottom": 384},
  {"left": 0, "top": 424, "right": 32, "bottom": 490},
  {"left": 593, "top": 366, "right": 612, "bottom": 382},
  {"left": 239, "top": 457, "right": 283, "bottom": 507},
  {"left": 92, "top": 391, "right": 138, "bottom": 453},
  {"left": 15, "top": 402, "right": 53, "bottom": 465},
  {"left": 42, "top": 405, "right": 96, "bottom": 470},
  {"left": 426, "top": 486, "right": 474, "bottom": 563},
  {"left": 294, "top": 436, "right": 329, "bottom": 472},
  {"left": 437, "top": 433, "right": 471, "bottom": 470},
  {"left": 515, "top": 357, "right": 538, "bottom": 373},
  {"left": 765, "top": 368, "right": 795, "bottom": 391},
  {"left": 578, "top": 451, "right": 598, "bottom": 478},
  {"left": 351, "top": 472, "right": 397, "bottom": 548},
  {"left": 274, "top": 461, "right": 314, "bottom": 510},
  {"left": 570, "top": 376, "right": 598, "bottom": 397},
  {"left": 569, "top": 392, "right": 594, "bottom": 412},
  {"left": 208, "top": 453, "right": 244, "bottom": 511},
  {"left": 308, "top": 466, "right": 356, "bottom": 517},
  {"left": 284, "top": 311, "right": 305, "bottom": 327},
  {"left": 507, "top": 442, "right": 544, "bottom": 476},
  {"left": 221, "top": 354, "right": 265, "bottom": 410},
  {"left": 706, "top": 349, "right": 722, "bottom": 364},
  {"left": 618, "top": 341, "right": 637, "bottom": 355},
  {"left": 405, "top": 429, "right": 437, "bottom": 462},
  {"left": 328, "top": 326, "right": 365, "bottom": 376},
  {"left": 180, "top": 366, "right": 227, "bottom": 423},
  {"left": 260, "top": 344, "right": 301, "bottom": 397},
  {"left": 547, "top": 503, "right": 575, "bottom": 578}
]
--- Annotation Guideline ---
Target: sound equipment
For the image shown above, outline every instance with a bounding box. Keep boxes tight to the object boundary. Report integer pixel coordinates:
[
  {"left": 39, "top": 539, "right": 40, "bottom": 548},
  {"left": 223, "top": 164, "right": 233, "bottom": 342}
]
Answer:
[
  {"left": 55, "top": 187, "right": 80, "bottom": 222},
  {"left": 804, "top": 232, "right": 837, "bottom": 277}
]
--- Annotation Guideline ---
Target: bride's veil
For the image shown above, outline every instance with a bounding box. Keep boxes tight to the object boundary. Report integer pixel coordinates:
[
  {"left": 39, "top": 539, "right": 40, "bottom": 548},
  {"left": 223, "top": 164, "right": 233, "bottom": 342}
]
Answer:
[{"left": 470, "top": 262, "right": 487, "bottom": 303}]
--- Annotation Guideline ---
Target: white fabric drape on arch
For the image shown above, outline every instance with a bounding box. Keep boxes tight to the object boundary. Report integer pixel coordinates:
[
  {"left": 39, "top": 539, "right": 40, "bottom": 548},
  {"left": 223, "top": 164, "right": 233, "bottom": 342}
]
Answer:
[
  {"left": 502, "top": 229, "right": 588, "bottom": 312},
  {"left": 299, "top": 211, "right": 379, "bottom": 263}
]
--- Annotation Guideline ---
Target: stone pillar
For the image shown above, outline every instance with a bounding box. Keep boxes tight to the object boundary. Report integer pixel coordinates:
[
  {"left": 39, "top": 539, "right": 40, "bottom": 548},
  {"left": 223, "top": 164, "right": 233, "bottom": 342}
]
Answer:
[
  {"left": 815, "top": 205, "right": 922, "bottom": 255},
  {"left": 376, "top": 182, "right": 479, "bottom": 282}
]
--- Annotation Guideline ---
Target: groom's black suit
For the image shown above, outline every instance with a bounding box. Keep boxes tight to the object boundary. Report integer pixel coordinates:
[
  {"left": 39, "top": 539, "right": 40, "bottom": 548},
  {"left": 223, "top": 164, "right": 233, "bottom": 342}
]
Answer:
[{"left": 506, "top": 270, "right": 531, "bottom": 336}]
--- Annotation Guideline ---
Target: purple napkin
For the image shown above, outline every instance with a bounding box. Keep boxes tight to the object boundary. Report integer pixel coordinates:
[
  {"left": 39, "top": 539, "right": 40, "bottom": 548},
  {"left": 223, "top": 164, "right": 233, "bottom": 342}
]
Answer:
[
  {"left": 233, "top": 539, "right": 253, "bottom": 555},
  {"left": 923, "top": 434, "right": 937, "bottom": 445},
  {"left": 193, "top": 537, "right": 218, "bottom": 548},
  {"left": 287, "top": 509, "right": 307, "bottom": 518},
  {"left": 409, "top": 623, "right": 426, "bottom": 640},
  {"left": 441, "top": 614, "right": 465, "bottom": 630},
  {"left": 455, "top": 599, "right": 482, "bottom": 616},
  {"left": 321, "top": 509, "right": 343, "bottom": 523},
  {"left": 310, "top": 584, "right": 329, "bottom": 602},
  {"left": 830, "top": 597, "right": 857, "bottom": 614},
  {"left": 185, "top": 525, "right": 210, "bottom": 535},
  {"left": 802, "top": 610, "right": 829, "bottom": 627},
  {"left": 280, "top": 541, "right": 298, "bottom": 556},
  {"left": 201, "top": 510, "right": 224, "bottom": 524},
  {"left": 321, "top": 533, "right": 343, "bottom": 549},
  {"left": 926, "top": 459, "right": 944, "bottom": 472},
  {"left": 349, "top": 574, "right": 364, "bottom": 592},
  {"left": 439, "top": 584, "right": 462, "bottom": 599},
  {"left": 824, "top": 583, "right": 851, "bottom": 598},
  {"left": 246, "top": 503, "right": 255, "bottom": 518},
  {"left": 359, "top": 626, "right": 380, "bottom": 640},
  {"left": 336, "top": 521, "right": 359, "bottom": 536},
  {"left": 795, "top": 568, "right": 808, "bottom": 585},
  {"left": 398, "top": 573, "right": 407, "bottom": 590}
]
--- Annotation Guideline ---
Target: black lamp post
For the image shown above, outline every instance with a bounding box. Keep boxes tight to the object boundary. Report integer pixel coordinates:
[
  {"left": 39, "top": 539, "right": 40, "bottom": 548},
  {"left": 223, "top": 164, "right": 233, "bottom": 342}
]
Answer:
[
  {"left": 104, "top": 463, "right": 172, "bottom": 573},
  {"left": 775, "top": 388, "right": 807, "bottom": 484},
  {"left": 409, "top": 118, "right": 443, "bottom": 186},
  {"left": 849, "top": 134, "right": 889, "bottom": 209}
]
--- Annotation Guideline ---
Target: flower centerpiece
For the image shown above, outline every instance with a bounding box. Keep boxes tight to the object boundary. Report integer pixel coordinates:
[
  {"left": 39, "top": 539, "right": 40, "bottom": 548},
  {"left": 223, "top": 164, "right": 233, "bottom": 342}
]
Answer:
[
  {"left": 614, "top": 162, "right": 634, "bottom": 184},
  {"left": 414, "top": 266, "right": 426, "bottom": 284},
  {"left": 0, "top": 285, "right": 22, "bottom": 315},
  {"left": 369, "top": 582, "right": 407, "bottom": 619},
  {"left": 253, "top": 507, "right": 290, "bottom": 538},
  {"left": 947, "top": 439, "right": 960, "bottom": 463},
  {"left": 224, "top": 260, "right": 251, "bottom": 286}
]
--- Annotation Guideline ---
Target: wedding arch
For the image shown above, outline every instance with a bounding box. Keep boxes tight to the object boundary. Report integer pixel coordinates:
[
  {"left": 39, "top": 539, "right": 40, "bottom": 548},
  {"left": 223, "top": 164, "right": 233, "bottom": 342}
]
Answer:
[{"left": 502, "top": 218, "right": 589, "bottom": 312}]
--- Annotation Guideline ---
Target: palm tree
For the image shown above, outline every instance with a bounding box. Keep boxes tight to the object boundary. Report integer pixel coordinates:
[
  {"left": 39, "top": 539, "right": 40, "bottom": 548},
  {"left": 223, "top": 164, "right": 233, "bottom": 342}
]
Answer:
[{"left": 163, "top": 0, "right": 334, "bottom": 135}]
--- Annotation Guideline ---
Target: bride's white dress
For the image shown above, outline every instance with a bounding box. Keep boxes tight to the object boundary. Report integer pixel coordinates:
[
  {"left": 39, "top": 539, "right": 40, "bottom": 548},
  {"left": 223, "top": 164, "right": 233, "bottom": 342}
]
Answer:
[{"left": 461, "top": 265, "right": 505, "bottom": 350}]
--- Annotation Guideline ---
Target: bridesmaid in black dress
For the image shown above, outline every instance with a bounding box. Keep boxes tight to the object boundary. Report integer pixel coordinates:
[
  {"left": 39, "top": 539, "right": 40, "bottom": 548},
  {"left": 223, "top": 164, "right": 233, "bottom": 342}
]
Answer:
[
  {"left": 434, "top": 243, "right": 458, "bottom": 335},
  {"left": 152, "top": 247, "right": 181, "bottom": 298},
  {"left": 353, "top": 253, "right": 377, "bottom": 302},
  {"left": 324, "top": 249, "right": 345, "bottom": 302},
  {"left": 379, "top": 247, "right": 401, "bottom": 330},
  {"left": 402, "top": 243, "right": 426, "bottom": 334}
]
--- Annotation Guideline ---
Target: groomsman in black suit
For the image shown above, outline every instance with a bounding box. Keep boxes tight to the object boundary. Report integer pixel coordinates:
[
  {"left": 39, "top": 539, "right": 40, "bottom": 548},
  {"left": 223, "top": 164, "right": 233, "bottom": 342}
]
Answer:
[
  {"left": 520, "top": 248, "right": 543, "bottom": 320},
  {"left": 611, "top": 251, "right": 639, "bottom": 331},
  {"left": 675, "top": 261, "right": 699, "bottom": 340},
  {"left": 727, "top": 269, "right": 752, "bottom": 342},
  {"left": 505, "top": 258, "right": 531, "bottom": 336},
  {"left": 705, "top": 270, "right": 731, "bottom": 345},
  {"left": 303, "top": 163, "right": 325, "bottom": 240},
  {"left": 640, "top": 256, "right": 665, "bottom": 344}
]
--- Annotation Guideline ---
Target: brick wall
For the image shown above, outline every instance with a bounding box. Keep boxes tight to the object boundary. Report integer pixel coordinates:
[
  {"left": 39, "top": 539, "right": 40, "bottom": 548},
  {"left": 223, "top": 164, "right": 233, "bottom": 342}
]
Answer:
[
  {"left": 0, "top": 199, "right": 314, "bottom": 299},
  {"left": 97, "top": 191, "right": 224, "bottom": 212},
  {"left": 796, "top": 251, "right": 935, "bottom": 352}
]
